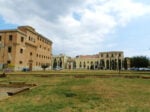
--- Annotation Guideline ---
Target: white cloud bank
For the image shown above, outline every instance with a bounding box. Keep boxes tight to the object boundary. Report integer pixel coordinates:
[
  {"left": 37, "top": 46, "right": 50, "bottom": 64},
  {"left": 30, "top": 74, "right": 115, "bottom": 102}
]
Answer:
[{"left": 0, "top": 0, "right": 150, "bottom": 56}]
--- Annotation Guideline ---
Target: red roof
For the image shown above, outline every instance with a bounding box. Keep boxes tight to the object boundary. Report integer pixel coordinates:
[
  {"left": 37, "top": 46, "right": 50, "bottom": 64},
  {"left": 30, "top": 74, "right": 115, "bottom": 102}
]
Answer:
[{"left": 77, "top": 55, "right": 99, "bottom": 58}]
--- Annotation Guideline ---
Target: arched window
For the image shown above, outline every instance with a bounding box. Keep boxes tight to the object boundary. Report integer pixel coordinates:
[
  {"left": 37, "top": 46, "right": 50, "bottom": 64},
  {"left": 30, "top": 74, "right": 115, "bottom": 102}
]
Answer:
[
  {"left": 83, "top": 62, "right": 86, "bottom": 68},
  {"left": 59, "top": 58, "right": 62, "bottom": 68},
  {"left": 106, "top": 60, "right": 109, "bottom": 69},
  {"left": 73, "top": 61, "right": 76, "bottom": 69},
  {"left": 53, "top": 58, "right": 57, "bottom": 68},
  {"left": 79, "top": 62, "right": 82, "bottom": 68}
]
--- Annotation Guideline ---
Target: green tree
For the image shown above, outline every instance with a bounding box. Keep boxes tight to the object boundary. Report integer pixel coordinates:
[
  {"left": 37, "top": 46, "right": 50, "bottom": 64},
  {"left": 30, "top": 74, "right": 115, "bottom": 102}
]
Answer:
[
  {"left": 53, "top": 58, "right": 57, "bottom": 69},
  {"left": 41, "top": 63, "right": 50, "bottom": 71},
  {"left": 131, "top": 56, "right": 149, "bottom": 68},
  {"left": 118, "top": 59, "right": 122, "bottom": 70},
  {"left": 124, "top": 58, "right": 128, "bottom": 70}
]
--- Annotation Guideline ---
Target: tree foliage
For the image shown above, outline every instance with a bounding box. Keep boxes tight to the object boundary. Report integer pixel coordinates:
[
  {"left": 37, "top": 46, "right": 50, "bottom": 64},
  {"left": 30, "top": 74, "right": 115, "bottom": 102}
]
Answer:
[
  {"left": 124, "top": 58, "right": 128, "bottom": 70},
  {"left": 41, "top": 63, "right": 50, "bottom": 71},
  {"left": 130, "top": 56, "right": 149, "bottom": 68},
  {"left": 53, "top": 58, "right": 57, "bottom": 68}
]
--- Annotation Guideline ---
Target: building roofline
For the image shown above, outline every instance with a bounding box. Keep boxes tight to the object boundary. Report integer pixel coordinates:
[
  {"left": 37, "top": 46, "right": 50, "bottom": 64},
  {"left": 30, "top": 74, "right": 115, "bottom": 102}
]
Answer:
[
  {"left": 0, "top": 29, "right": 17, "bottom": 33},
  {"left": 18, "top": 26, "right": 53, "bottom": 43},
  {"left": 37, "top": 33, "right": 52, "bottom": 43},
  {"left": 0, "top": 29, "right": 27, "bottom": 36},
  {"left": 99, "top": 51, "right": 124, "bottom": 54},
  {"left": 0, "top": 26, "right": 53, "bottom": 43}
]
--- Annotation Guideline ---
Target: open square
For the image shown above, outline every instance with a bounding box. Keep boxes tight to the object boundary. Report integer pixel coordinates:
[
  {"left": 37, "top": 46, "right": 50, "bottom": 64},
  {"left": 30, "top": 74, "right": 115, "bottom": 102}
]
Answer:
[{"left": 0, "top": 70, "right": 150, "bottom": 112}]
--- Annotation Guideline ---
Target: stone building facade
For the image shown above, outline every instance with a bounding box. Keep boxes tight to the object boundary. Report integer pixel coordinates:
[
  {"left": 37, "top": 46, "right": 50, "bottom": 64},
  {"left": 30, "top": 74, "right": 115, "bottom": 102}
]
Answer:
[
  {"left": 75, "top": 51, "right": 124, "bottom": 70},
  {"left": 52, "top": 54, "right": 75, "bottom": 69},
  {"left": 0, "top": 26, "right": 52, "bottom": 71},
  {"left": 52, "top": 51, "right": 124, "bottom": 70},
  {"left": 52, "top": 54, "right": 69, "bottom": 69}
]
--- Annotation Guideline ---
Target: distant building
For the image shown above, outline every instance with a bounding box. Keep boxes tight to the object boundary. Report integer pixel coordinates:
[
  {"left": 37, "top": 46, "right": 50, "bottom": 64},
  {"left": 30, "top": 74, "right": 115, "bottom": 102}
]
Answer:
[
  {"left": 52, "top": 51, "right": 125, "bottom": 70},
  {"left": 52, "top": 54, "right": 75, "bottom": 69},
  {"left": 75, "top": 51, "right": 124, "bottom": 70},
  {"left": 52, "top": 54, "right": 70, "bottom": 69},
  {"left": 75, "top": 54, "right": 99, "bottom": 70},
  {"left": 0, "top": 26, "right": 52, "bottom": 71},
  {"left": 124, "top": 57, "right": 131, "bottom": 70}
]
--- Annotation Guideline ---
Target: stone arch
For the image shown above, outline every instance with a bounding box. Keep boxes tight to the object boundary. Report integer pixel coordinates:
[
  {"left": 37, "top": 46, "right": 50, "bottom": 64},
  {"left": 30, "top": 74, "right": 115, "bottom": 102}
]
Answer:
[
  {"left": 106, "top": 60, "right": 109, "bottom": 69},
  {"left": 73, "top": 61, "right": 76, "bottom": 69},
  {"left": 53, "top": 58, "right": 57, "bottom": 68},
  {"left": 59, "top": 58, "right": 62, "bottom": 68}
]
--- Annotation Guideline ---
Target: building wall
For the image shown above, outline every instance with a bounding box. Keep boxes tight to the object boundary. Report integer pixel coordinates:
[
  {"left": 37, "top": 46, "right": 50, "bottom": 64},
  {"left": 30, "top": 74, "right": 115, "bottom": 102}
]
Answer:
[
  {"left": 52, "top": 51, "right": 125, "bottom": 70},
  {"left": 98, "top": 51, "right": 124, "bottom": 70},
  {"left": 75, "top": 58, "right": 98, "bottom": 70},
  {"left": 0, "top": 31, "right": 18, "bottom": 68},
  {"left": 52, "top": 54, "right": 70, "bottom": 69},
  {"left": 0, "top": 26, "right": 52, "bottom": 71},
  {"left": 74, "top": 51, "right": 124, "bottom": 70},
  {"left": 124, "top": 57, "right": 131, "bottom": 70}
]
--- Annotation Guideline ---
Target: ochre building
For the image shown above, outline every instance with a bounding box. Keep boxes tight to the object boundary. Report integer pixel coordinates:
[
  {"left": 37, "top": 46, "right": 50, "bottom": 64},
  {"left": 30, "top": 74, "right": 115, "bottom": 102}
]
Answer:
[
  {"left": 75, "top": 51, "right": 124, "bottom": 70},
  {"left": 0, "top": 26, "right": 52, "bottom": 71},
  {"left": 53, "top": 51, "right": 124, "bottom": 70}
]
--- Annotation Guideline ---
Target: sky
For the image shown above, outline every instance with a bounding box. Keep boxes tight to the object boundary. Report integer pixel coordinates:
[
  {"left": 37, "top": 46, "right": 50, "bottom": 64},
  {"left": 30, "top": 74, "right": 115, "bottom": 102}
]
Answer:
[{"left": 0, "top": 0, "right": 150, "bottom": 57}]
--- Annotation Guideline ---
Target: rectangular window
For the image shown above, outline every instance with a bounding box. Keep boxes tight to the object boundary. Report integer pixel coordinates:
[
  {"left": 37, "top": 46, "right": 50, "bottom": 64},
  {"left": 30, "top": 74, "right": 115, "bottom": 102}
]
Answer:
[
  {"left": 21, "top": 37, "right": 24, "bottom": 42},
  {"left": 119, "top": 54, "right": 121, "bottom": 57},
  {"left": 7, "top": 60, "right": 11, "bottom": 64},
  {"left": 8, "top": 47, "right": 12, "bottom": 53},
  {"left": 19, "top": 61, "right": 23, "bottom": 64},
  {"left": 106, "top": 54, "right": 109, "bottom": 58},
  {"left": 9, "top": 35, "right": 13, "bottom": 41},
  {"left": 20, "top": 49, "right": 23, "bottom": 53},
  {"left": 30, "top": 52, "right": 32, "bottom": 56}
]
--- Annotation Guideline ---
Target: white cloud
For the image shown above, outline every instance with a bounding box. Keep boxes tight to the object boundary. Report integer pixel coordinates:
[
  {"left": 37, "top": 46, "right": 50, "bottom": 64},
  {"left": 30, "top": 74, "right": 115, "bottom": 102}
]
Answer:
[{"left": 0, "top": 0, "right": 150, "bottom": 56}]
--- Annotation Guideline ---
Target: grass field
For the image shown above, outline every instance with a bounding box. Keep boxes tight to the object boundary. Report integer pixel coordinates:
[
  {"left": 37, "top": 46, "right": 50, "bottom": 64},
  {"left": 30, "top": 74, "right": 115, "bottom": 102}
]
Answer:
[{"left": 0, "top": 70, "right": 150, "bottom": 112}]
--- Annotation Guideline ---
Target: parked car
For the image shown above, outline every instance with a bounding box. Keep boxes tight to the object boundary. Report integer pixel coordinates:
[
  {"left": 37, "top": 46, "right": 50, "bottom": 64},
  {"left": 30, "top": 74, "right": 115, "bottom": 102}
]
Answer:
[
  {"left": 128, "top": 68, "right": 139, "bottom": 71},
  {"left": 139, "top": 68, "right": 150, "bottom": 71},
  {"left": 128, "top": 67, "right": 150, "bottom": 71}
]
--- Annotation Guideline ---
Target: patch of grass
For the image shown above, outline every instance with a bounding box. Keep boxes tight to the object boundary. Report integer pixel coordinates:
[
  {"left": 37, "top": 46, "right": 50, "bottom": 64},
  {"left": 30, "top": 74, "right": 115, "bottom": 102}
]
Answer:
[
  {"left": 0, "top": 70, "right": 150, "bottom": 112},
  {"left": 58, "top": 78, "right": 92, "bottom": 86},
  {"left": 79, "top": 93, "right": 103, "bottom": 102},
  {"left": 126, "top": 106, "right": 150, "bottom": 112},
  {"left": 64, "top": 91, "right": 77, "bottom": 97},
  {"left": 3, "top": 101, "right": 73, "bottom": 112}
]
